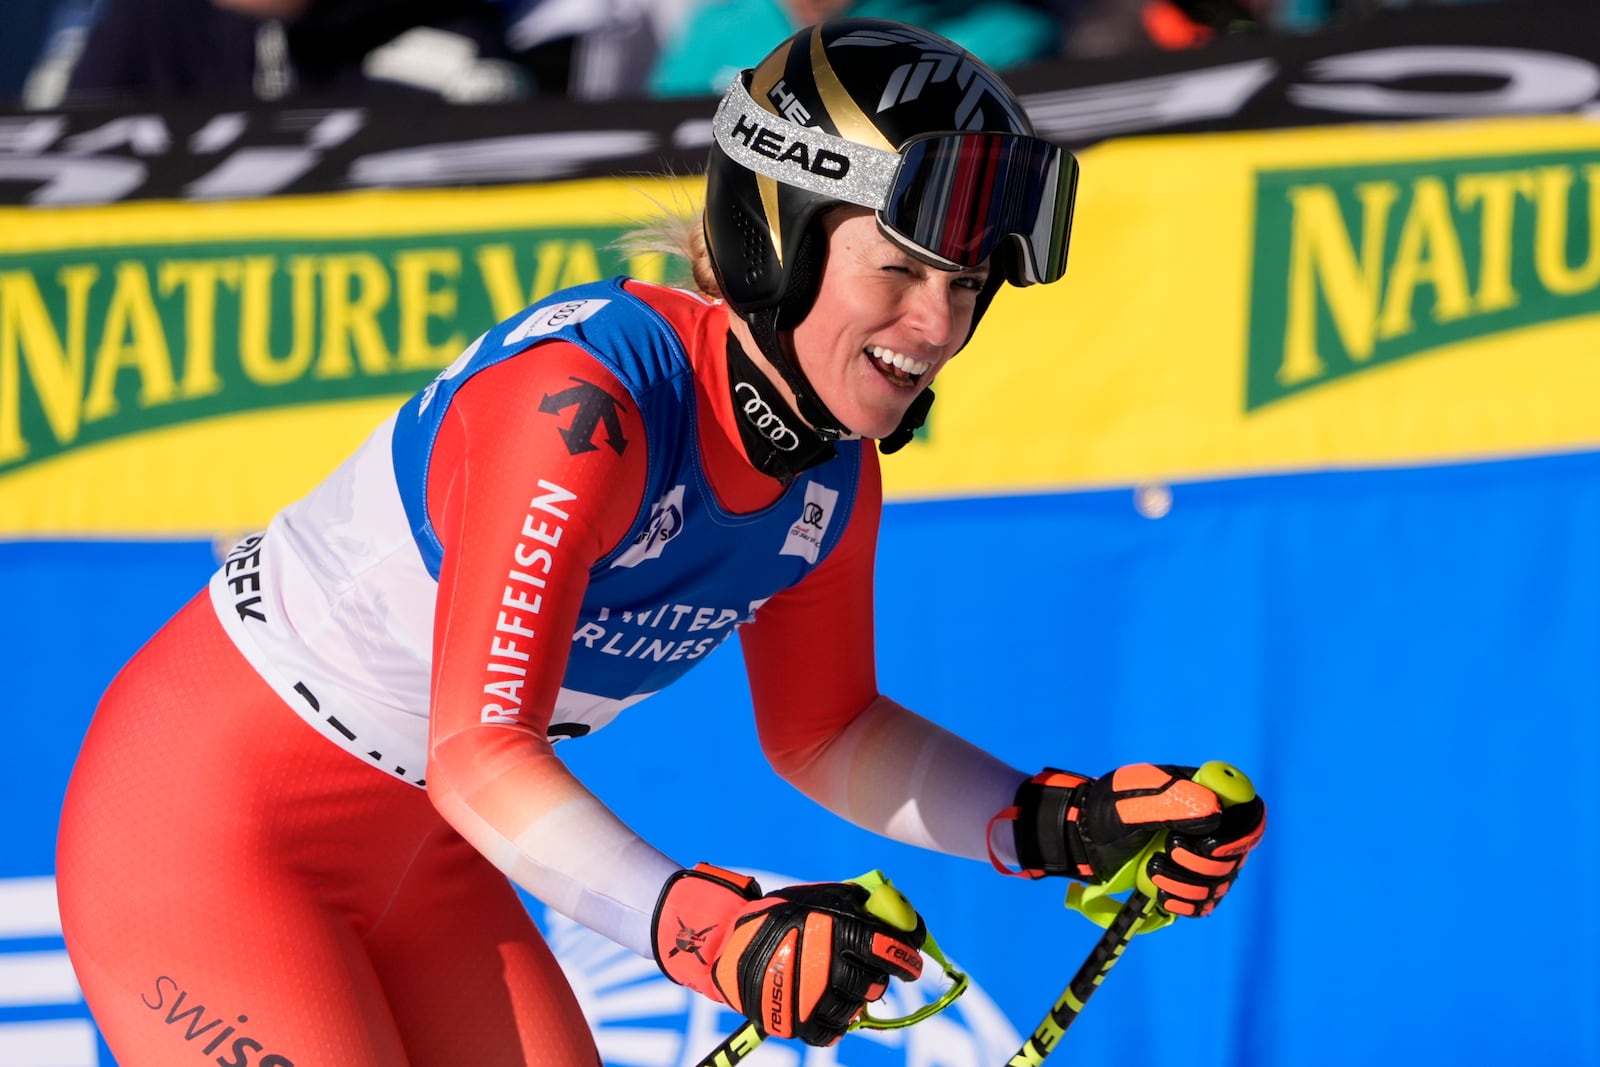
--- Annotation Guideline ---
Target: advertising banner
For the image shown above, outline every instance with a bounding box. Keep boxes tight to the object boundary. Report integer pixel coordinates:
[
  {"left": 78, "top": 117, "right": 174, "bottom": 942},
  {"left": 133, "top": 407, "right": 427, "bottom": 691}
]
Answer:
[
  {"left": 5, "top": 114, "right": 1599, "bottom": 532},
  {"left": 0, "top": 180, "right": 682, "bottom": 532},
  {"left": 893, "top": 112, "right": 1600, "bottom": 498}
]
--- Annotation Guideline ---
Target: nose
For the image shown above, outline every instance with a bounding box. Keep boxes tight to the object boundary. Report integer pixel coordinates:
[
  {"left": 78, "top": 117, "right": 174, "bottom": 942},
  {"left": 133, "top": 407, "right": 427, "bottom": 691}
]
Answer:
[{"left": 902, "top": 277, "right": 961, "bottom": 351}]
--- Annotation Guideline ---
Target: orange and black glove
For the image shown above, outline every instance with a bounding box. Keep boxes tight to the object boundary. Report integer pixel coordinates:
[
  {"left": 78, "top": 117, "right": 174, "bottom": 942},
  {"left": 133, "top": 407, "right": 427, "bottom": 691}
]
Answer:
[
  {"left": 652, "top": 864, "right": 925, "bottom": 1046},
  {"left": 1002, "top": 763, "right": 1266, "bottom": 917}
]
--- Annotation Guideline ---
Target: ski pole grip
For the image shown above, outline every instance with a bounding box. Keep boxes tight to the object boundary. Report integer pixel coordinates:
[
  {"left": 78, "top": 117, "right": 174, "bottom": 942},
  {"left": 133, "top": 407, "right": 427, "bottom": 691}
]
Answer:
[
  {"left": 1192, "top": 761, "right": 1255, "bottom": 808},
  {"left": 849, "top": 869, "right": 921, "bottom": 935},
  {"left": 1127, "top": 761, "right": 1255, "bottom": 910},
  {"left": 845, "top": 870, "right": 970, "bottom": 1032}
]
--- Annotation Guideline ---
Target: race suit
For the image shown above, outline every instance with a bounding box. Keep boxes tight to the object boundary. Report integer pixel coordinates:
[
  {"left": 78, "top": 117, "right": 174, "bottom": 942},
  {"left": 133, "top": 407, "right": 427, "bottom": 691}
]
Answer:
[{"left": 57, "top": 278, "right": 1026, "bottom": 1066}]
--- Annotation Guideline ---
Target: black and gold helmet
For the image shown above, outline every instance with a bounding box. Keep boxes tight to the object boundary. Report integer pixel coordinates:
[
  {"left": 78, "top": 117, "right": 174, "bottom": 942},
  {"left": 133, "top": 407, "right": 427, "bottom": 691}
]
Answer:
[{"left": 703, "top": 18, "right": 1078, "bottom": 441}]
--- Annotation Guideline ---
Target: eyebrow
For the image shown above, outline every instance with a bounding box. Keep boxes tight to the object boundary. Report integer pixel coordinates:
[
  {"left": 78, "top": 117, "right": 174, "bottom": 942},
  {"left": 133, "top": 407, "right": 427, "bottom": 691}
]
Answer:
[{"left": 883, "top": 249, "right": 989, "bottom": 275}]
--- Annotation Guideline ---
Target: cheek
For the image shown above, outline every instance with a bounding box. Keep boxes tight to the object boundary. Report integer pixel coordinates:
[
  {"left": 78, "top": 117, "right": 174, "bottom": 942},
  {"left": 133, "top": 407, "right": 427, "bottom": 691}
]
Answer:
[
  {"left": 957, "top": 291, "right": 983, "bottom": 329},
  {"left": 822, "top": 285, "right": 880, "bottom": 325},
  {"left": 799, "top": 294, "right": 876, "bottom": 359},
  {"left": 802, "top": 328, "right": 859, "bottom": 381}
]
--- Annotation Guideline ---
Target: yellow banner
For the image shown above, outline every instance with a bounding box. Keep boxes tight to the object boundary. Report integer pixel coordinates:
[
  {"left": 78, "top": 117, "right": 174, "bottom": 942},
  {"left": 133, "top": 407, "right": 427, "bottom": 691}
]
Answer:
[
  {"left": 0, "top": 180, "right": 681, "bottom": 534},
  {"left": 893, "top": 113, "right": 1600, "bottom": 500},
  {"left": 3, "top": 114, "right": 1599, "bottom": 534}
]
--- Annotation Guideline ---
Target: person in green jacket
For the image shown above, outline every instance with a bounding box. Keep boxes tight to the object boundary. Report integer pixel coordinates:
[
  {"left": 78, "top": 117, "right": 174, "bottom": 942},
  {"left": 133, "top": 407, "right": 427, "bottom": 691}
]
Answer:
[{"left": 649, "top": 0, "right": 1061, "bottom": 97}]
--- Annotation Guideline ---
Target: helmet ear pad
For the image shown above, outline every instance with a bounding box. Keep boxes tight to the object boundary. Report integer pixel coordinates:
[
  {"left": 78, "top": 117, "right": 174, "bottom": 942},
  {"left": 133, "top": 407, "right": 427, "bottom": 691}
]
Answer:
[
  {"left": 774, "top": 223, "right": 826, "bottom": 330},
  {"left": 704, "top": 144, "right": 836, "bottom": 322}
]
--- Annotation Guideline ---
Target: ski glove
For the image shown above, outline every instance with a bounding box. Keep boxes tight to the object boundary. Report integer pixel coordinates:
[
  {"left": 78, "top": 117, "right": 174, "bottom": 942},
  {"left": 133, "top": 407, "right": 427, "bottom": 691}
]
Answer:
[
  {"left": 999, "top": 763, "right": 1266, "bottom": 917},
  {"left": 652, "top": 864, "right": 925, "bottom": 1045}
]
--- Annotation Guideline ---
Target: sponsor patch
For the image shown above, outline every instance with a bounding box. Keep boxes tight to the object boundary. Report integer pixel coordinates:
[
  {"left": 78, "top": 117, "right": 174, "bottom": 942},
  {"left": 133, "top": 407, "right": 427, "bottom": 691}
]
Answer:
[
  {"left": 779, "top": 481, "right": 837, "bottom": 565},
  {"left": 505, "top": 298, "right": 610, "bottom": 345},
  {"left": 610, "top": 485, "right": 686, "bottom": 569}
]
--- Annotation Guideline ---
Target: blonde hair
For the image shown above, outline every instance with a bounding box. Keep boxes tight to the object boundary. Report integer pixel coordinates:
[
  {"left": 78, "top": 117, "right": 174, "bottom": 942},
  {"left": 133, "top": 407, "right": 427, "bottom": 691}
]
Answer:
[{"left": 613, "top": 178, "right": 723, "bottom": 301}]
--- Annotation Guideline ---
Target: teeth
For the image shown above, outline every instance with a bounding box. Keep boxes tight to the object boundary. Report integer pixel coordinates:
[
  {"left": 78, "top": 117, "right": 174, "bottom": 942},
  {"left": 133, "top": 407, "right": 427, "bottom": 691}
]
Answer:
[{"left": 867, "top": 345, "right": 932, "bottom": 377}]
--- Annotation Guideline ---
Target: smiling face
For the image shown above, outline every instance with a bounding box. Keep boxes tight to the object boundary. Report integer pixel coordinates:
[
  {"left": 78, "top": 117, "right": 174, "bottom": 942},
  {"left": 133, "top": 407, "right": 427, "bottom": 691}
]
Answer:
[{"left": 784, "top": 208, "right": 989, "bottom": 441}]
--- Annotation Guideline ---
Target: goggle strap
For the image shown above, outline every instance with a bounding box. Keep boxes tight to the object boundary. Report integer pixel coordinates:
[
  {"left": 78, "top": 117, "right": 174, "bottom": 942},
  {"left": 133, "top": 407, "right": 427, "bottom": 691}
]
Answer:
[{"left": 712, "top": 76, "right": 900, "bottom": 211}]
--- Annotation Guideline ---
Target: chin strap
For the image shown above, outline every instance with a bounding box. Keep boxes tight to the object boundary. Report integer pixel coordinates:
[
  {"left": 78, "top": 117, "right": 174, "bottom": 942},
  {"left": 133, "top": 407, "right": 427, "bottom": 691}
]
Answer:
[
  {"left": 878, "top": 387, "right": 934, "bottom": 454},
  {"left": 746, "top": 307, "right": 848, "bottom": 440},
  {"left": 725, "top": 332, "right": 837, "bottom": 483}
]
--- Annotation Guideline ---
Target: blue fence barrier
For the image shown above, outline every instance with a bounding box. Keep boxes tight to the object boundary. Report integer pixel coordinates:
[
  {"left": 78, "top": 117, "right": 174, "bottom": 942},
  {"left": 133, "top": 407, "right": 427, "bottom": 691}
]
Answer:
[{"left": 9, "top": 444, "right": 1598, "bottom": 1066}]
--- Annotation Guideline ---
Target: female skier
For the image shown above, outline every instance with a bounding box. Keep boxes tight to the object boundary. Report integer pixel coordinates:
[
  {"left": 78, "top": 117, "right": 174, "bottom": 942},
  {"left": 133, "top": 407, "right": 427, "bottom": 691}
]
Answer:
[{"left": 58, "top": 17, "right": 1265, "bottom": 1066}]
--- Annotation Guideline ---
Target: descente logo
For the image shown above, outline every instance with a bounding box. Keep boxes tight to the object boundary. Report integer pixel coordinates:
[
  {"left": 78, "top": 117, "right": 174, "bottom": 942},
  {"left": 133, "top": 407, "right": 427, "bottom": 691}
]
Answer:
[
  {"left": 142, "top": 976, "right": 295, "bottom": 1067},
  {"left": 1245, "top": 148, "right": 1600, "bottom": 410}
]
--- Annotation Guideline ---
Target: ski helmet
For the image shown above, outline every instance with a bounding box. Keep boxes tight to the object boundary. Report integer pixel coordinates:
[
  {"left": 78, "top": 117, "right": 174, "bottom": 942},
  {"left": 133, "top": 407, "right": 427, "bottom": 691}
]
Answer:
[{"left": 703, "top": 18, "right": 1078, "bottom": 440}]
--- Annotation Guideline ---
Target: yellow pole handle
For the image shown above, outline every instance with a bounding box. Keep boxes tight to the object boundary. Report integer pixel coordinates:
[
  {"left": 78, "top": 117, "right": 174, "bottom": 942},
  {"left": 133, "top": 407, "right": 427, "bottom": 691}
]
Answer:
[
  {"left": 1068, "top": 760, "right": 1257, "bottom": 930},
  {"left": 1194, "top": 760, "right": 1256, "bottom": 807},
  {"left": 1131, "top": 760, "right": 1256, "bottom": 908}
]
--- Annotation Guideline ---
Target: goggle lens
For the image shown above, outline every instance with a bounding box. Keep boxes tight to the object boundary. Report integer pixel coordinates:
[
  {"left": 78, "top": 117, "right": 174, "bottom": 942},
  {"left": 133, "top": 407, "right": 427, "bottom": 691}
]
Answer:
[{"left": 882, "top": 133, "right": 1078, "bottom": 285}]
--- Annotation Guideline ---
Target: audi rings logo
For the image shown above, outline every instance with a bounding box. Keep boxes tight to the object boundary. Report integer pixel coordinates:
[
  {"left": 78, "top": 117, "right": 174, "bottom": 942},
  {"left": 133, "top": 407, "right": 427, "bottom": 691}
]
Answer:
[{"left": 734, "top": 383, "right": 801, "bottom": 452}]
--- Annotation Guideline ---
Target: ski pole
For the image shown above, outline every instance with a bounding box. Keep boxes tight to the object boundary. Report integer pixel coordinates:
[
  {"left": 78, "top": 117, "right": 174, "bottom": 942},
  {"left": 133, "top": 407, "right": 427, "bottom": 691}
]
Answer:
[
  {"left": 693, "top": 870, "right": 968, "bottom": 1067},
  {"left": 1004, "top": 761, "right": 1257, "bottom": 1067}
]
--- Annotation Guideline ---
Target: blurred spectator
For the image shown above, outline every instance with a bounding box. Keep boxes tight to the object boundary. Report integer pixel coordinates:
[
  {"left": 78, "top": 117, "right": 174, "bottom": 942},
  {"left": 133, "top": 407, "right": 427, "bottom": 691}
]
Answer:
[
  {"left": 504, "top": 0, "right": 696, "bottom": 99},
  {"left": 1060, "top": 0, "right": 1503, "bottom": 57},
  {"left": 647, "top": 0, "right": 1063, "bottom": 98},
  {"left": 23, "top": 0, "right": 527, "bottom": 107},
  {"left": 270, "top": 0, "right": 531, "bottom": 101},
  {"left": 40, "top": 0, "right": 281, "bottom": 105},
  {"left": 18, "top": 0, "right": 687, "bottom": 108},
  {"left": 10, "top": 0, "right": 1509, "bottom": 109},
  {"left": 3, "top": 0, "right": 64, "bottom": 104},
  {"left": 1064, "top": 0, "right": 1263, "bottom": 57},
  {"left": 19, "top": 0, "right": 101, "bottom": 107}
]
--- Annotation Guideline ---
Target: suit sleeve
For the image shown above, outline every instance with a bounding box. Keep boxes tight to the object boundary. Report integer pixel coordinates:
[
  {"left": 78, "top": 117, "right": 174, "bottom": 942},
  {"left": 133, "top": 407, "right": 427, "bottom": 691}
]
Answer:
[
  {"left": 421, "top": 341, "right": 685, "bottom": 957},
  {"left": 740, "top": 445, "right": 1030, "bottom": 865}
]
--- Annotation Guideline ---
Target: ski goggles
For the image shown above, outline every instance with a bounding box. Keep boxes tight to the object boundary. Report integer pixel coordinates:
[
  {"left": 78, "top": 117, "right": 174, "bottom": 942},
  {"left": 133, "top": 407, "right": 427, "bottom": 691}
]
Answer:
[{"left": 712, "top": 73, "right": 1078, "bottom": 285}]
